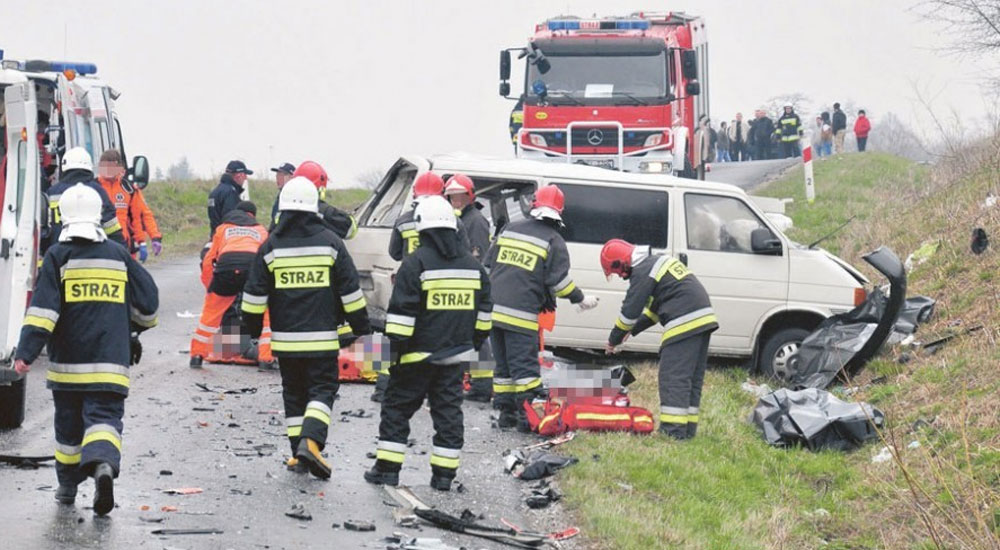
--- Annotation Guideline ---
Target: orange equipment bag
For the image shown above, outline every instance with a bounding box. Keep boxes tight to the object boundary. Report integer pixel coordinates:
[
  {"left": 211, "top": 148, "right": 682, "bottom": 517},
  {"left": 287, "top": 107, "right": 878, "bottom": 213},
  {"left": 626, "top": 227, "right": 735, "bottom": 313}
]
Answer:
[{"left": 524, "top": 399, "right": 655, "bottom": 436}]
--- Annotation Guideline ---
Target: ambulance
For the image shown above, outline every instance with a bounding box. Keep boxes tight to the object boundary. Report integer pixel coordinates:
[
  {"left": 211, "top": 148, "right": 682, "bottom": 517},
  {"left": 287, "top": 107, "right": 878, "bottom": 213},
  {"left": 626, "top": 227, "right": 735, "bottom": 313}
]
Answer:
[{"left": 0, "top": 49, "right": 150, "bottom": 428}]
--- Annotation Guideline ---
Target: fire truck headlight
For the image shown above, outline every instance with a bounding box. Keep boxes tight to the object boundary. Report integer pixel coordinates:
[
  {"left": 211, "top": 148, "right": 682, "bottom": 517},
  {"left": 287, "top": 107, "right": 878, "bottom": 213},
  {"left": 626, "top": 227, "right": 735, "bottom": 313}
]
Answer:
[
  {"left": 529, "top": 134, "right": 548, "bottom": 147},
  {"left": 644, "top": 133, "right": 664, "bottom": 147},
  {"left": 640, "top": 161, "right": 665, "bottom": 173}
]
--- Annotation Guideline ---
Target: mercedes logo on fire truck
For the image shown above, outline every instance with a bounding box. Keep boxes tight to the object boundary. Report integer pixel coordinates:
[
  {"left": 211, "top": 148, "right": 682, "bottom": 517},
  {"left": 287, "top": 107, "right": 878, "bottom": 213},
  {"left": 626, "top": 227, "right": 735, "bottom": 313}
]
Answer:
[{"left": 586, "top": 128, "right": 604, "bottom": 146}]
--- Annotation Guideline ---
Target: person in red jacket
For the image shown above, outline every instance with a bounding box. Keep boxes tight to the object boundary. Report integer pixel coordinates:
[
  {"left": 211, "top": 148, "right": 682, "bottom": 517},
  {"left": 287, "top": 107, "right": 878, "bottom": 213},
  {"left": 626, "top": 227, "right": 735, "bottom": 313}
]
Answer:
[
  {"left": 854, "top": 110, "right": 871, "bottom": 152},
  {"left": 190, "top": 201, "right": 272, "bottom": 368}
]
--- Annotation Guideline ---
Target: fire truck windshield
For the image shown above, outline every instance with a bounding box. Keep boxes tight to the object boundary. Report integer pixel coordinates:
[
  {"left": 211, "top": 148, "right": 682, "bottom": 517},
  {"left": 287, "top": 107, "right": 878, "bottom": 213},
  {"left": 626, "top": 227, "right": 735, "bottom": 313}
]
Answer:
[{"left": 526, "top": 50, "right": 668, "bottom": 103}]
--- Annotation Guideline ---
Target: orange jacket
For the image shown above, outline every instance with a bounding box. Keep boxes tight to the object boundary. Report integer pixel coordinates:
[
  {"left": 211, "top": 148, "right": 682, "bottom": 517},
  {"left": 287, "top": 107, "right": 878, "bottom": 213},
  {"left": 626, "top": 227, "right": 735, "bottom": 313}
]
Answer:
[
  {"left": 201, "top": 210, "right": 269, "bottom": 288},
  {"left": 97, "top": 176, "right": 161, "bottom": 246}
]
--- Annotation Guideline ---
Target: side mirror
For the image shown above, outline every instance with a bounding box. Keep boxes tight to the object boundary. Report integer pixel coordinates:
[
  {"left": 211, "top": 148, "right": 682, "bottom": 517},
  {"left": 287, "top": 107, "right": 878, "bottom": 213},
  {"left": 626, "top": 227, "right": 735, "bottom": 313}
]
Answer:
[
  {"left": 500, "top": 50, "right": 511, "bottom": 81},
  {"left": 499, "top": 81, "right": 510, "bottom": 97},
  {"left": 681, "top": 50, "right": 698, "bottom": 80},
  {"left": 131, "top": 155, "right": 150, "bottom": 189},
  {"left": 685, "top": 81, "right": 701, "bottom": 96},
  {"left": 751, "top": 228, "right": 782, "bottom": 255}
]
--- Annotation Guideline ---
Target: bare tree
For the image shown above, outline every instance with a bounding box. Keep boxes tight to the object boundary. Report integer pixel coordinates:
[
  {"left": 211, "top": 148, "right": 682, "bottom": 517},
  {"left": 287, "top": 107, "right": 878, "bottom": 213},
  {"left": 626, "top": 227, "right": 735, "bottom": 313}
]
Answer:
[
  {"left": 166, "top": 157, "right": 194, "bottom": 181},
  {"left": 916, "top": 0, "right": 1000, "bottom": 56},
  {"left": 355, "top": 168, "right": 386, "bottom": 190}
]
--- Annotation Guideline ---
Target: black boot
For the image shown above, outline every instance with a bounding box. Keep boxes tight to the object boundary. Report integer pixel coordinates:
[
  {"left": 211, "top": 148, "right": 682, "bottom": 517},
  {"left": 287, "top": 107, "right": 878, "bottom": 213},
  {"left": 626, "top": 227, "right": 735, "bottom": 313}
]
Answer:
[
  {"left": 686, "top": 422, "right": 698, "bottom": 439},
  {"left": 370, "top": 372, "right": 389, "bottom": 403},
  {"left": 189, "top": 355, "right": 203, "bottom": 369},
  {"left": 54, "top": 484, "right": 77, "bottom": 505},
  {"left": 658, "top": 423, "right": 690, "bottom": 441},
  {"left": 430, "top": 466, "right": 455, "bottom": 492},
  {"left": 92, "top": 463, "right": 115, "bottom": 516},
  {"left": 363, "top": 460, "right": 400, "bottom": 486}
]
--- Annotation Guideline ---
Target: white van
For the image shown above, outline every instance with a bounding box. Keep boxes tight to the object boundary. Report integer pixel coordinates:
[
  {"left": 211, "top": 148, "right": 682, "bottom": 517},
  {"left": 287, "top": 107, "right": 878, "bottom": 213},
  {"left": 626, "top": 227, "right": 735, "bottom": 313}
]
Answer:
[{"left": 347, "top": 154, "right": 869, "bottom": 374}]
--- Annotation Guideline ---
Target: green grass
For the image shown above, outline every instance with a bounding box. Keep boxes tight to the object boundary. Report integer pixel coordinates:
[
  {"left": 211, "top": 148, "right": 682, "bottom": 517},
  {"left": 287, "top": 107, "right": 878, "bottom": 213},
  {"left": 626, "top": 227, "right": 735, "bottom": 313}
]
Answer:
[
  {"left": 140, "top": 179, "right": 370, "bottom": 256},
  {"left": 557, "top": 150, "right": 1000, "bottom": 549}
]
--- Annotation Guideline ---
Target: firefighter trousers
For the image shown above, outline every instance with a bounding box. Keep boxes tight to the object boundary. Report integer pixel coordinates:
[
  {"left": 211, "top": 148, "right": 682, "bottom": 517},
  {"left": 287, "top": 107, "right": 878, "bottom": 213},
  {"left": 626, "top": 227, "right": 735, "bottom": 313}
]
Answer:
[
  {"left": 53, "top": 390, "right": 125, "bottom": 487},
  {"left": 490, "top": 328, "right": 543, "bottom": 414},
  {"left": 280, "top": 356, "right": 339, "bottom": 455},
  {"left": 190, "top": 292, "right": 272, "bottom": 363},
  {"left": 375, "top": 362, "right": 463, "bottom": 479},
  {"left": 658, "top": 333, "right": 711, "bottom": 439}
]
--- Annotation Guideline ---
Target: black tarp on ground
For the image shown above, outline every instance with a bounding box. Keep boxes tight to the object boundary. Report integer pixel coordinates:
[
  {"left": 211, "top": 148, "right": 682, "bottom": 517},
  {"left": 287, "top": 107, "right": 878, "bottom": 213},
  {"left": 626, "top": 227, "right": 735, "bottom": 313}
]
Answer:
[{"left": 750, "top": 388, "right": 884, "bottom": 451}]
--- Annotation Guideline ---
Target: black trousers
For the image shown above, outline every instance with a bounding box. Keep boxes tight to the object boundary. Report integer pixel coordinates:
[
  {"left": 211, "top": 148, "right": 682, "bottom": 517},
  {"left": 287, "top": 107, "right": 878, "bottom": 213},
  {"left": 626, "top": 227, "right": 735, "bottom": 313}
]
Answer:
[
  {"left": 280, "top": 356, "right": 339, "bottom": 454},
  {"left": 53, "top": 391, "right": 125, "bottom": 487},
  {"left": 657, "top": 333, "right": 711, "bottom": 439},
  {"left": 466, "top": 337, "right": 494, "bottom": 399},
  {"left": 376, "top": 362, "right": 463, "bottom": 477},
  {"left": 857, "top": 136, "right": 868, "bottom": 152},
  {"left": 490, "top": 328, "right": 543, "bottom": 414}
]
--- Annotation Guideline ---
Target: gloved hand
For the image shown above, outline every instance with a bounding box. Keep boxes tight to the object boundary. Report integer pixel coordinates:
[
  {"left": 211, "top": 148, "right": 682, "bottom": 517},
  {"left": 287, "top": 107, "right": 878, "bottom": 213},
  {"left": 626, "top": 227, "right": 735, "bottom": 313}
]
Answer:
[
  {"left": 13, "top": 359, "right": 31, "bottom": 375},
  {"left": 576, "top": 295, "right": 599, "bottom": 312},
  {"left": 129, "top": 334, "right": 143, "bottom": 365},
  {"left": 138, "top": 242, "right": 149, "bottom": 263},
  {"left": 151, "top": 238, "right": 163, "bottom": 256}
]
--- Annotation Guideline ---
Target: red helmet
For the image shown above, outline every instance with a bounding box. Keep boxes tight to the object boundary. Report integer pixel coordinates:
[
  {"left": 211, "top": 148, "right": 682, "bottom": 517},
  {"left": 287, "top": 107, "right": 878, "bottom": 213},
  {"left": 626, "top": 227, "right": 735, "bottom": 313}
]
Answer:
[
  {"left": 532, "top": 185, "right": 565, "bottom": 213},
  {"left": 413, "top": 172, "right": 445, "bottom": 197},
  {"left": 444, "top": 174, "right": 475, "bottom": 199},
  {"left": 293, "top": 161, "right": 329, "bottom": 189},
  {"left": 600, "top": 239, "right": 636, "bottom": 279}
]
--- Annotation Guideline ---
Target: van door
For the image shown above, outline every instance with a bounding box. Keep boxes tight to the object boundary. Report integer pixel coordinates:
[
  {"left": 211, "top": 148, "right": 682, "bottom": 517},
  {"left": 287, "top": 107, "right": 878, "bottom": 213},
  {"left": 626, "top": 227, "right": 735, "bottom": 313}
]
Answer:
[
  {"left": 677, "top": 192, "right": 789, "bottom": 354},
  {"left": 347, "top": 158, "right": 424, "bottom": 327},
  {"left": 547, "top": 180, "right": 672, "bottom": 353},
  {"left": 1, "top": 82, "right": 41, "bottom": 361}
]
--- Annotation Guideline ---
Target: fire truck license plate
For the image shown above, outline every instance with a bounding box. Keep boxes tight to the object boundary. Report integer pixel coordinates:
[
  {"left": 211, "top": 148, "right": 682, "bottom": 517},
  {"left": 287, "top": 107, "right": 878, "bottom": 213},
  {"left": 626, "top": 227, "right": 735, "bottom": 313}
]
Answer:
[{"left": 577, "top": 159, "right": 616, "bottom": 169}]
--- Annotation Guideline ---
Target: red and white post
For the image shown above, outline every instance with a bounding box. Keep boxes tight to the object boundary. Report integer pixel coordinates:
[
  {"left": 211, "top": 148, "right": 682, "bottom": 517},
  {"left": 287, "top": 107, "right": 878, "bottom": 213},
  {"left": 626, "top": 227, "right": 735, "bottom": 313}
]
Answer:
[{"left": 801, "top": 132, "right": 815, "bottom": 204}]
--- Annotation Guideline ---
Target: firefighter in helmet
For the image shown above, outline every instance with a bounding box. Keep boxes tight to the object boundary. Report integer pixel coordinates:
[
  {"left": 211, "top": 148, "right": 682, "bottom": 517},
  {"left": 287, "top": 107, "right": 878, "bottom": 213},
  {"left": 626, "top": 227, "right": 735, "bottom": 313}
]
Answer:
[
  {"left": 486, "top": 185, "right": 599, "bottom": 432},
  {"left": 278, "top": 161, "right": 358, "bottom": 241},
  {"left": 43, "top": 147, "right": 126, "bottom": 255},
  {"left": 600, "top": 238, "right": 718, "bottom": 439},
  {"left": 364, "top": 196, "right": 492, "bottom": 491},
  {"left": 14, "top": 183, "right": 159, "bottom": 515},
  {"left": 241, "top": 177, "right": 371, "bottom": 479}
]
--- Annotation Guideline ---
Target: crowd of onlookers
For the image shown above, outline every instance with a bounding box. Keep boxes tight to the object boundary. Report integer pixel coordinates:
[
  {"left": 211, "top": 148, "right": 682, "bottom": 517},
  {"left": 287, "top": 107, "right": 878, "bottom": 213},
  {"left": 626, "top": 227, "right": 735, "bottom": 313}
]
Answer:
[{"left": 694, "top": 102, "right": 872, "bottom": 169}]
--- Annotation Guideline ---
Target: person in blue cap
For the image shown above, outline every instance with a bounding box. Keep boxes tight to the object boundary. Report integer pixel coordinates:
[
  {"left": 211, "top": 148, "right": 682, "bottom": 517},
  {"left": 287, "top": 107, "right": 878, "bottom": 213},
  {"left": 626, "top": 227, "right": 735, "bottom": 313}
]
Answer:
[
  {"left": 269, "top": 162, "right": 296, "bottom": 224},
  {"left": 208, "top": 160, "right": 254, "bottom": 237}
]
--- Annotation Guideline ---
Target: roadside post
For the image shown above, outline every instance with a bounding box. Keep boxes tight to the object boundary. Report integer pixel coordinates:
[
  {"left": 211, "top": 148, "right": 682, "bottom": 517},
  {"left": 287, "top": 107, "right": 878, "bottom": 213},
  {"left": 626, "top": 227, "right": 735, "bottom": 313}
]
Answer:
[{"left": 802, "top": 131, "right": 815, "bottom": 204}]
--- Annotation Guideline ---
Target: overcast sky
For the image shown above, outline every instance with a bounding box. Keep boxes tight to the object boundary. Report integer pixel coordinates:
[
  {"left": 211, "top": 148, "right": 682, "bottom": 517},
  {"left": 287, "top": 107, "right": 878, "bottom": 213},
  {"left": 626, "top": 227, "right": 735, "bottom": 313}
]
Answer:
[{"left": 2, "top": 0, "right": 994, "bottom": 186}]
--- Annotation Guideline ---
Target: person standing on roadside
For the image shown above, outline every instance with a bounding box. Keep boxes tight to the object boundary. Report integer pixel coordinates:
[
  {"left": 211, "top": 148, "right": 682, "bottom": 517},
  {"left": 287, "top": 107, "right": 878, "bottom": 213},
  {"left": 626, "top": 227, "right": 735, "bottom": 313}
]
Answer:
[
  {"left": 749, "top": 110, "right": 774, "bottom": 161},
  {"left": 854, "top": 110, "right": 871, "bottom": 152},
  {"left": 716, "top": 121, "right": 731, "bottom": 162},
  {"left": 777, "top": 105, "right": 802, "bottom": 158},
  {"left": 208, "top": 160, "right": 253, "bottom": 237},
  {"left": 832, "top": 102, "right": 848, "bottom": 154},
  {"left": 728, "top": 112, "right": 750, "bottom": 162},
  {"left": 269, "top": 162, "right": 296, "bottom": 225}
]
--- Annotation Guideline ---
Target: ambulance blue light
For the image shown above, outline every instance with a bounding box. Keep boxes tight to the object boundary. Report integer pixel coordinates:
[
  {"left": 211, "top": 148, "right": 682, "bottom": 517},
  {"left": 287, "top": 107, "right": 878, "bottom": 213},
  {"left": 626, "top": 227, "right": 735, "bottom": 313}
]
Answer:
[
  {"left": 49, "top": 62, "right": 98, "bottom": 75},
  {"left": 547, "top": 20, "right": 581, "bottom": 31}
]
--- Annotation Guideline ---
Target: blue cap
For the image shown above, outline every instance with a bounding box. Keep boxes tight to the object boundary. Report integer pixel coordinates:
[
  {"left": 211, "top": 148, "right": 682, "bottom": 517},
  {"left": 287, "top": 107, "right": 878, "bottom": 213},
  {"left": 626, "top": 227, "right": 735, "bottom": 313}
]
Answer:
[{"left": 225, "top": 160, "right": 253, "bottom": 175}]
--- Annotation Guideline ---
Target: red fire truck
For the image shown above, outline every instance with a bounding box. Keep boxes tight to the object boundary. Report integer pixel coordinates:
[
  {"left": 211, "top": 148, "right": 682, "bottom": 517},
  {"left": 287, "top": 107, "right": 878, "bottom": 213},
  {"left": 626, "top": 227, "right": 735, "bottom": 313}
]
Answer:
[{"left": 500, "top": 12, "right": 708, "bottom": 176}]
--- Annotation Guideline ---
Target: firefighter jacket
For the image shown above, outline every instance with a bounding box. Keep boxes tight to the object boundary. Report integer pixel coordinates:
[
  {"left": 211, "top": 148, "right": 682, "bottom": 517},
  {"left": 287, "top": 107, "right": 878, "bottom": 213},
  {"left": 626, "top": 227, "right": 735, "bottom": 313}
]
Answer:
[
  {"left": 201, "top": 209, "right": 268, "bottom": 288},
  {"left": 389, "top": 207, "right": 471, "bottom": 262},
  {"left": 45, "top": 170, "right": 125, "bottom": 252},
  {"left": 270, "top": 199, "right": 358, "bottom": 241},
  {"left": 241, "top": 212, "right": 371, "bottom": 358},
  {"left": 608, "top": 253, "right": 718, "bottom": 348},
  {"left": 15, "top": 238, "right": 159, "bottom": 396},
  {"left": 208, "top": 174, "right": 243, "bottom": 236},
  {"left": 777, "top": 112, "right": 802, "bottom": 142},
  {"left": 458, "top": 203, "right": 491, "bottom": 262},
  {"left": 485, "top": 218, "right": 584, "bottom": 335},
  {"left": 384, "top": 228, "right": 492, "bottom": 365},
  {"left": 97, "top": 176, "right": 161, "bottom": 247}
]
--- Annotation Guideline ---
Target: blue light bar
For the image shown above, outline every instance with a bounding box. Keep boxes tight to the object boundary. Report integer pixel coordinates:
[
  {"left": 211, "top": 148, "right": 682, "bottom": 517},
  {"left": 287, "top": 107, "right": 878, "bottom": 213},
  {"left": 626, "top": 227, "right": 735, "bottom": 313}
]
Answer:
[
  {"left": 546, "top": 19, "right": 650, "bottom": 31},
  {"left": 49, "top": 61, "right": 98, "bottom": 75},
  {"left": 547, "top": 20, "right": 581, "bottom": 31}
]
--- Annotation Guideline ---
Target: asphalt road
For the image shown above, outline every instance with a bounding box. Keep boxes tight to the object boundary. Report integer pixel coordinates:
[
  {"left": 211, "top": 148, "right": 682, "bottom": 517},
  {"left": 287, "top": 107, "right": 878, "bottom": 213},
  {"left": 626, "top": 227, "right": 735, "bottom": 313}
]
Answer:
[
  {"left": 703, "top": 157, "right": 799, "bottom": 190},
  {"left": 0, "top": 258, "right": 578, "bottom": 550}
]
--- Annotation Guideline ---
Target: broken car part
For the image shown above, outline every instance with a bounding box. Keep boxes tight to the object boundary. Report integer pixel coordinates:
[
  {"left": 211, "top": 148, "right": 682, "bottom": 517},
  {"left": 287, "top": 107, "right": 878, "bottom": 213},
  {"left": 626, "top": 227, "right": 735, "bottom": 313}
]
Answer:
[{"left": 751, "top": 387, "right": 884, "bottom": 451}]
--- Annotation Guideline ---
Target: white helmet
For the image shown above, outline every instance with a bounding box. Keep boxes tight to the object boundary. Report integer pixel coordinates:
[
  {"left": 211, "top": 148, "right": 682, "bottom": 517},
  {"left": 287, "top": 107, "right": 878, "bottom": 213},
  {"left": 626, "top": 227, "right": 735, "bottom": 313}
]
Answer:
[
  {"left": 278, "top": 176, "right": 319, "bottom": 213},
  {"left": 414, "top": 195, "right": 457, "bottom": 232},
  {"left": 58, "top": 184, "right": 106, "bottom": 242},
  {"left": 61, "top": 147, "right": 94, "bottom": 174}
]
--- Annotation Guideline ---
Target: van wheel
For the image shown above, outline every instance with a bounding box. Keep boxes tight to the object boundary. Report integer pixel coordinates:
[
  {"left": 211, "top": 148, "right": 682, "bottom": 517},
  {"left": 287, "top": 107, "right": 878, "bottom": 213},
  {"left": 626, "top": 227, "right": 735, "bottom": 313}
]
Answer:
[
  {"left": 758, "top": 328, "right": 811, "bottom": 384},
  {"left": 0, "top": 376, "right": 27, "bottom": 429}
]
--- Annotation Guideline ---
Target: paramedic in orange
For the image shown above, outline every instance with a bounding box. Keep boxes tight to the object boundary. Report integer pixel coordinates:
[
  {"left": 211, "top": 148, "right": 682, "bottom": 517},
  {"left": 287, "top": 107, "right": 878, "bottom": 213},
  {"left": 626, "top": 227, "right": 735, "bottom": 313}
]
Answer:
[
  {"left": 189, "top": 201, "right": 272, "bottom": 369},
  {"left": 96, "top": 149, "right": 163, "bottom": 262}
]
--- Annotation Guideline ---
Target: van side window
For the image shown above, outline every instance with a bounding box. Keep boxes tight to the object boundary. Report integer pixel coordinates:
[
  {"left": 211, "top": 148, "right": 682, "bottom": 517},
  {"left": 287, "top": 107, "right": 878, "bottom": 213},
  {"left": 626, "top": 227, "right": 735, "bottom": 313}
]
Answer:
[
  {"left": 443, "top": 176, "right": 535, "bottom": 237},
  {"left": 685, "top": 193, "right": 766, "bottom": 254},
  {"left": 555, "top": 183, "right": 668, "bottom": 247}
]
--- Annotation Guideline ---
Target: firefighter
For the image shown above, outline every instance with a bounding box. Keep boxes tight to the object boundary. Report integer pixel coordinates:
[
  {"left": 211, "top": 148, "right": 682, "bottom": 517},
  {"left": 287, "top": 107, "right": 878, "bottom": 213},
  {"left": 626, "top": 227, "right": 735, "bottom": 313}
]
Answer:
[
  {"left": 275, "top": 161, "right": 358, "bottom": 241},
  {"left": 509, "top": 94, "right": 525, "bottom": 151},
  {"left": 241, "top": 177, "right": 371, "bottom": 479},
  {"left": 268, "top": 162, "right": 296, "bottom": 224},
  {"left": 600, "top": 239, "right": 718, "bottom": 440},
  {"left": 190, "top": 201, "right": 272, "bottom": 369},
  {"left": 96, "top": 149, "right": 163, "bottom": 262},
  {"left": 364, "top": 196, "right": 492, "bottom": 490},
  {"left": 486, "top": 185, "right": 599, "bottom": 432},
  {"left": 13, "top": 183, "right": 159, "bottom": 515},
  {"left": 777, "top": 104, "right": 802, "bottom": 159},
  {"left": 208, "top": 160, "right": 253, "bottom": 237},
  {"left": 44, "top": 147, "right": 125, "bottom": 255},
  {"left": 443, "top": 174, "right": 494, "bottom": 402}
]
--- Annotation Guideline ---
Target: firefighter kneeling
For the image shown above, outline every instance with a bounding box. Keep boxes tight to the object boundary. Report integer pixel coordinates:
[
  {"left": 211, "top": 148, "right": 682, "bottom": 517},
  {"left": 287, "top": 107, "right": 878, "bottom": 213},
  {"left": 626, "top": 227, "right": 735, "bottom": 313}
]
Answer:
[
  {"left": 241, "top": 178, "right": 371, "bottom": 479},
  {"left": 13, "top": 183, "right": 159, "bottom": 515},
  {"left": 365, "top": 196, "right": 492, "bottom": 491},
  {"left": 190, "top": 201, "right": 272, "bottom": 368},
  {"left": 601, "top": 239, "right": 718, "bottom": 440}
]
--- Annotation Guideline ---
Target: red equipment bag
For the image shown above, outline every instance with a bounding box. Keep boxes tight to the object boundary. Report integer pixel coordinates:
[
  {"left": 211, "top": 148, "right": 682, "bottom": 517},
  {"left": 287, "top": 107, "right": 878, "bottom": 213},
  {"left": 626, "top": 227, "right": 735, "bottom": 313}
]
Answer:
[{"left": 525, "top": 400, "right": 655, "bottom": 436}]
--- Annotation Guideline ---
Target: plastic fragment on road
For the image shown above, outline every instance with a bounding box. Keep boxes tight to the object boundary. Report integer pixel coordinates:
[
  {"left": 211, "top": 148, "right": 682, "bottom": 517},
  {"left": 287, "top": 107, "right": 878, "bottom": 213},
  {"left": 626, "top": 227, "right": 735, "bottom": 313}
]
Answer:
[
  {"left": 162, "top": 487, "right": 203, "bottom": 495},
  {"left": 413, "top": 508, "right": 551, "bottom": 548},
  {"left": 381, "top": 535, "right": 461, "bottom": 550},
  {"left": 502, "top": 518, "right": 581, "bottom": 542},
  {"left": 345, "top": 519, "right": 376, "bottom": 531},
  {"left": 751, "top": 387, "right": 884, "bottom": 451},
  {"left": 285, "top": 502, "right": 312, "bottom": 521},
  {"left": 504, "top": 449, "right": 578, "bottom": 480},
  {"left": 150, "top": 528, "right": 224, "bottom": 535},
  {"left": 904, "top": 240, "right": 939, "bottom": 272},
  {"left": 175, "top": 310, "right": 200, "bottom": 318}
]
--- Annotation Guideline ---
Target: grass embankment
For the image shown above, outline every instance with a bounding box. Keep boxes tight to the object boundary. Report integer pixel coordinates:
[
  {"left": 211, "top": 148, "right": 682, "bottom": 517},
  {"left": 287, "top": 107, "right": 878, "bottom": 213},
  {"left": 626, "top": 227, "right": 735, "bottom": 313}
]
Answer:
[
  {"left": 560, "top": 151, "right": 999, "bottom": 549},
  {"left": 141, "top": 179, "right": 370, "bottom": 256}
]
